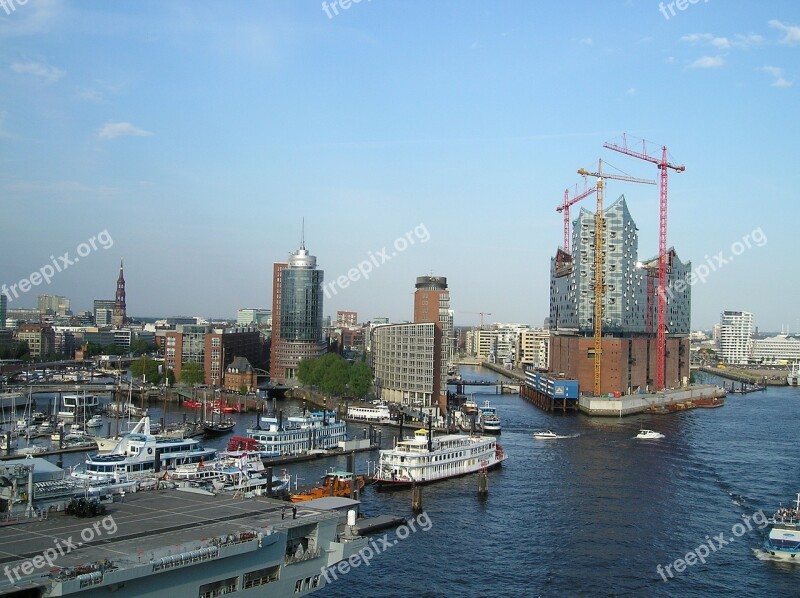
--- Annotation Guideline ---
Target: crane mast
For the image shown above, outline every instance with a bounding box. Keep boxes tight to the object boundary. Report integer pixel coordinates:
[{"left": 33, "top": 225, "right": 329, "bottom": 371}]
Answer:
[
  {"left": 577, "top": 162, "right": 655, "bottom": 396},
  {"left": 603, "top": 135, "right": 684, "bottom": 390}
]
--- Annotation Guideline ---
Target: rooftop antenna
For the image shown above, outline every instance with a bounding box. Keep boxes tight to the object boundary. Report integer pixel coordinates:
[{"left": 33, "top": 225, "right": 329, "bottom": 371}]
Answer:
[{"left": 300, "top": 217, "right": 305, "bottom": 250}]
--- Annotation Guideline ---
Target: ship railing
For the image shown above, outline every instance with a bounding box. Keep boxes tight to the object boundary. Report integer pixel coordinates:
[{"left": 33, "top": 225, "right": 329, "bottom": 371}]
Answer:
[{"left": 284, "top": 548, "right": 321, "bottom": 565}]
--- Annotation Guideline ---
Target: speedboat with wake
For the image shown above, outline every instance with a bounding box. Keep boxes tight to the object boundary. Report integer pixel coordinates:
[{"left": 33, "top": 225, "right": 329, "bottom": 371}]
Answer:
[{"left": 635, "top": 429, "right": 665, "bottom": 439}]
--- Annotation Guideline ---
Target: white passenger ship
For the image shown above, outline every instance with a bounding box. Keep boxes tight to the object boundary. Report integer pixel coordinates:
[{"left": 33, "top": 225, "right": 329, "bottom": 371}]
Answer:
[
  {"left": 237, "top": 411, "right": 347, "bottom": 458},
  {"left": 346, "top": 402, "right": 393, "bottom": 423},
  {"left": 72, "top": 416, "right": 217, "bottom": 482},
  {"left": 372, "top": 428, "right": 506, "bottom": 488}
]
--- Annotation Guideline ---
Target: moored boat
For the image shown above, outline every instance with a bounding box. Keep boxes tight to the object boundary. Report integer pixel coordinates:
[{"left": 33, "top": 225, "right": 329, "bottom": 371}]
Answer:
[
  {"left": 72, "top": 415, "right": 217, "bottom": 483},
  {"left": 290, "top": 471, "right": 366, "bottom": 503},
  {"left": 372, "top": 427, "right": 505, "bottom": 488}
]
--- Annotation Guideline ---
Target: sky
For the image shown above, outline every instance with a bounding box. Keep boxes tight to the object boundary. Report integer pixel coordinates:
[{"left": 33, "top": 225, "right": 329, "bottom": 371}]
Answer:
[{"left": 1, "top": 0, "right": 798, "bottom": 332}]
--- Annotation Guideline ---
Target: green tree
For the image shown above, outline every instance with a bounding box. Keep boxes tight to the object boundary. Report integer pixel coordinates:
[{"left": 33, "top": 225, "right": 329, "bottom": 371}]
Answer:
[
  {"left": 239, "top": 383, "right": 248, "bottom": 396},
  {"left": 348, "top": 360, "right": 373, "bottom": 399},
  {"left": 180, "top": 362, "right": 205, "bottom": 385},
  {"left": 319, "top": 353, "right": 350, "bottom": 396},
  {"left": 165, "top": 368, "right": 176, "bottom": 387},
  {"left": 130, "top": 356, "right": 162, "bottom": 384},
  {"left": 297, "top": 357, "right": 322, "bottom": 388},
  {"left": 130, "top": 339, "right": 155, "bottom": 356}
]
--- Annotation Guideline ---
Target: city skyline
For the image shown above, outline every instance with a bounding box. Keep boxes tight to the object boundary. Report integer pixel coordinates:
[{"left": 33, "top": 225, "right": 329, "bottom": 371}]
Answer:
[{"left": 1, "top": 2, "right": 798, "bottom": 330}]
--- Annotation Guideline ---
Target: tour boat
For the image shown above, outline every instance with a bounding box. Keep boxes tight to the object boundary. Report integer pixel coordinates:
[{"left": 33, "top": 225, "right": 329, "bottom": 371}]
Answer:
[
  {"left": 372, "top": 427, "right": 505, "bottom": 488},
  {"left": 635, "top": 429, "right": 665, "bottom": 440},
  {"left": 241, "top": 410, "right": 347, "bottom": 457},
  {"left": 72, "top": 415, "right": 217, "bottom": 483},
  {"left": 764, "top": 493, "right": 800, "bottom": 560},
  {"left": 346, "top": 403, "right": 393, "bottom": 423},
  {"left": 479, "top": 400, "right": 502, "bottom": 434}
]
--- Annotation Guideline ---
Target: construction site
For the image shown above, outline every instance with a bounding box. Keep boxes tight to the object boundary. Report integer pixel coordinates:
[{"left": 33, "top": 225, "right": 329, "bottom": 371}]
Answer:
[{"left": 528, "top": 134, "right": 724, "bottom": 415}]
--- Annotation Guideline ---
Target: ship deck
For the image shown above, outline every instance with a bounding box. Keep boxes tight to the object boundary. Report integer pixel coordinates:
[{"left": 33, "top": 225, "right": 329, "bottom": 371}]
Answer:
[{"left": 0, "top": 489, "right": 334, "bottom": 580}]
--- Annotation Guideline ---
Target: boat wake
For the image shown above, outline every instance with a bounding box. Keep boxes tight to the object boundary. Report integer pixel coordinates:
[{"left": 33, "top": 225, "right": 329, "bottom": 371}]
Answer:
[{"left": 752, "top": 548, "right": 799, "bottom": 563}]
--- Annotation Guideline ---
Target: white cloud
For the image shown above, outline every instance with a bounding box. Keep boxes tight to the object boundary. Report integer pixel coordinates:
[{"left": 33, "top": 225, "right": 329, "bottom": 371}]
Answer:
[
  {"left": 769, "top": 19, "right": 800, "bottom": 46},
  {"left": 579, "top": 37, "right": 593, "bottom": 46},
  {"left": 681, "top": 33, "right": 730, "bottom": 49},
  {"left": 761, "top": 66, "right": 792, "bottom": 88},
  {"left": 98, "top": 122, "right": 153, "bottom": 140},
  {"left": 625, "top": 88, "right": 636, "bottom": 96},
  {"left": 11, "top": 60, "right": 64, "bottom": 82},
  {"left": 688, "top": 56, "right": 725, "bottom": 69}
]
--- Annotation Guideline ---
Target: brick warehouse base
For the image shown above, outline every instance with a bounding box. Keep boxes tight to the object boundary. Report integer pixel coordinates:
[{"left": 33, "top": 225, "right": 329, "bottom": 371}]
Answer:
[{"left": 549, "top": 334, "right": 690, "bottom": 396}]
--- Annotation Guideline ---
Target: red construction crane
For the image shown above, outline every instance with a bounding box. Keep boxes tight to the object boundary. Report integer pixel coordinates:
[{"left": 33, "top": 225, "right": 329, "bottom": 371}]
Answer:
[
  {"left": 556, "top": 183, "right": 596, "bottom": 254},
  {"left": 603, "top": 134, "right": 685, "bottom": 391}
]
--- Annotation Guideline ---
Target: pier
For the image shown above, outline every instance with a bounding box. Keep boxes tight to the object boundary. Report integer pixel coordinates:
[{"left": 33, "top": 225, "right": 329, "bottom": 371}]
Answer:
[{"left": 577, "top": 384, "right": 727, "bottom": 416}]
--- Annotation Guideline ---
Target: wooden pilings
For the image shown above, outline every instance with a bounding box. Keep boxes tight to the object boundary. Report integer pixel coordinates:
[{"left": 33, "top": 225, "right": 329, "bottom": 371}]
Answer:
[{"left": 411, "top": 484, "right": 423, "bottom": 513}]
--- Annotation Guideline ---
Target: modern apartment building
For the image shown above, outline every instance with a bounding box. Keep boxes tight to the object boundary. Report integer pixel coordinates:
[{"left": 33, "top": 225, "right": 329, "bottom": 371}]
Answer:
[
  {"left": 371, "top": 322, "right": 438, "bottom": 416},
  {"left": 717, "top": 310, "right": 753, "bottom": 365}
]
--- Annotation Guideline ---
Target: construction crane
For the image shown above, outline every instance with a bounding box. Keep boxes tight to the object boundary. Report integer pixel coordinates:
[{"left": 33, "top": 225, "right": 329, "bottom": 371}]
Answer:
[
  {"left": 556, "top": 183, "right": 596, "bottom": 254},
  {"left": 462, "top": 311, "right": 492, "bottom": 329},
  {"left": 603, "top": 134, "right": 685, "bottom": 391},
  {"left": 577, "top": 160, "right": 656, "bottom": 396}
]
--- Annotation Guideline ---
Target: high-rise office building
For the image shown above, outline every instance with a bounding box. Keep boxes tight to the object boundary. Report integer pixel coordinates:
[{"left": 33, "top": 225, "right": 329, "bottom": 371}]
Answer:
[
  {"left": 270, "top": 243, "right": 325, "bottom": 383},
  {"left": 0, "top": 294, "right": 6, "bottom": 330},
  {"left": 718, "top": 310, "right": 753, "bottom": 365}
]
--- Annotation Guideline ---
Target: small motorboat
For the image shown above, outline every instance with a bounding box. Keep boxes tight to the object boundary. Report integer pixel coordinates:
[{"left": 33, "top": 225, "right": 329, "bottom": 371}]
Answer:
[
  {"left": 86, "top": 415, "right": 103, "bottom": 428},
  {"left": 635, "top": 429, "right": 665, "bottom": 440},
  {"left": 534, "top": 430, "right": 558, "bottom": 440}
]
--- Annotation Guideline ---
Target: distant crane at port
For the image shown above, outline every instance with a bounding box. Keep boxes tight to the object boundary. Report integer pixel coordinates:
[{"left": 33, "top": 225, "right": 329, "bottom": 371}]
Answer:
[
  {"left": 462, "top": 311, "right": 492, "bottom": 329},
  {"left": 577, "top": 160, "right": 656, "bottom": 396},
  {"left": 603, "top": 134, "right": 685, "bottom": 391},
  {"left": 556, "top": 182, "right": 596, "bottom": 254}
]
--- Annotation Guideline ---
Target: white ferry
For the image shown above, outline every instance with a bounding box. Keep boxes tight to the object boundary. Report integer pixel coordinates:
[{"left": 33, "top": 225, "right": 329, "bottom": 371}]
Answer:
[
  {"left": 57, "top": 393, "right": 99, "bottom": 420},
  {"left": 479, "top": 400, "right": 502, "bottom": 434},
  {"left": 346, "top": 402, "right": 393, "bottom": 423},
  {"left": 72, "top": 415, "right": 217, "bottom": 483},
  {"left": 764, "top": 492, "right": 800, "bottom": 560},
  {"left": 238, "top": 411, "right": 347, "bottom": 458},
  {"left": 372, "top": 428, "right": 506, "bottom": 488}
]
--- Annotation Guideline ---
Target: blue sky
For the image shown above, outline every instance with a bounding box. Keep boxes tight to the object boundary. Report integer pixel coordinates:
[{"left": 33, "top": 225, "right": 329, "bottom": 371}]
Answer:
[{"left": 1, "top": 0, "right": 797, "bottom": 331}]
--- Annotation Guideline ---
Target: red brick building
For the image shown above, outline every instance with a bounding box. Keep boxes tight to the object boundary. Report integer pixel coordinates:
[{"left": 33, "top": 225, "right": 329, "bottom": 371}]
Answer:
[{"left": 549, "top": 334, "right": 690, "bottom": 396}]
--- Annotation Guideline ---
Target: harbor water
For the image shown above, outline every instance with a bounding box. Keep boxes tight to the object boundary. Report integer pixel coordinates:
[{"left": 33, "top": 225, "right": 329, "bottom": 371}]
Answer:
[
  {"left": 12, "top": 368, "right": 800, "bottom": 596},
  {"left": 319, "top": 367, "right": 800, "bottom": 597}
]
